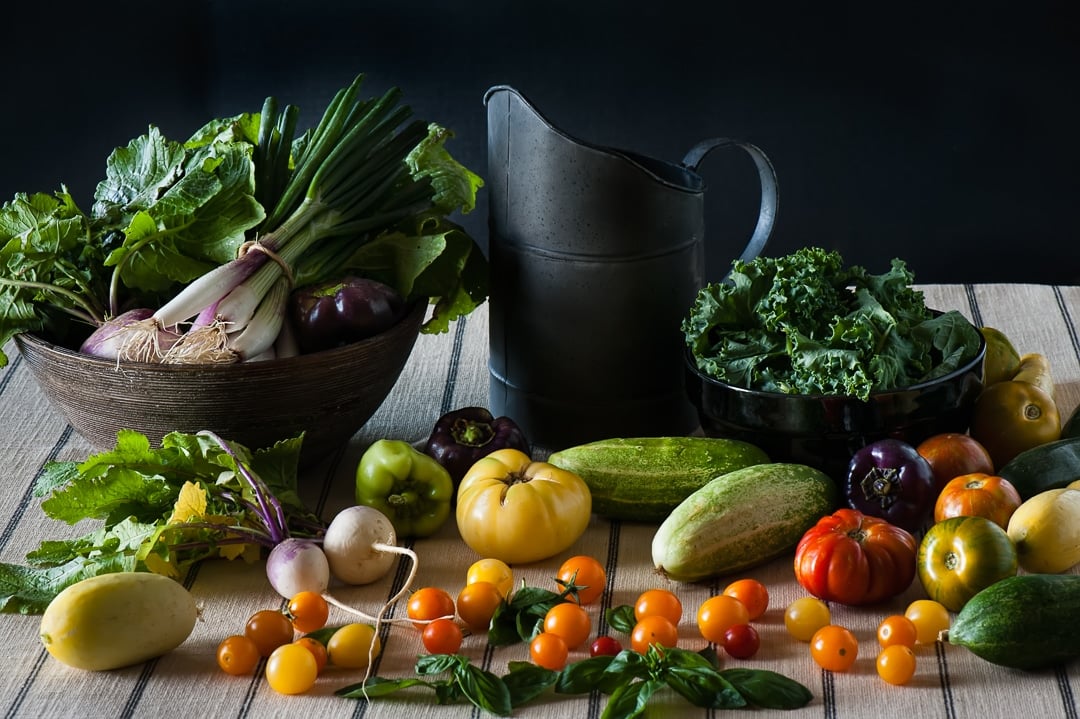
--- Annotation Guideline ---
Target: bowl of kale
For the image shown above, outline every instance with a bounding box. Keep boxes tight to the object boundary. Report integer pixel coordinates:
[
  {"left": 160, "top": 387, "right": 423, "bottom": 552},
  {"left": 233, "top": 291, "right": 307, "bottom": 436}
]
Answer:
[{"left": 682, "top": 247, "right": 985, "bottom": 482}]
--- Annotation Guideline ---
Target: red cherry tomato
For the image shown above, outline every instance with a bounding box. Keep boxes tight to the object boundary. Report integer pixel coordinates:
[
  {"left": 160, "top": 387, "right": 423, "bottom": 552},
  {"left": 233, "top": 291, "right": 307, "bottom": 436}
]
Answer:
[{"left": 589, "top": 635, "right": 623, "bottom": 657}]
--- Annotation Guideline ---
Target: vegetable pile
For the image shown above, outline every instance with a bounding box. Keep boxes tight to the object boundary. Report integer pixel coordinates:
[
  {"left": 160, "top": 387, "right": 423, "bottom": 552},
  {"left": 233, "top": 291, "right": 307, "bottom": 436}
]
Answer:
[
  {"left": 0, "top": 74, "right": 486, "bottom": 366},
  {"left": 683, "top": 246, "right": 983, "bottom": 399}
]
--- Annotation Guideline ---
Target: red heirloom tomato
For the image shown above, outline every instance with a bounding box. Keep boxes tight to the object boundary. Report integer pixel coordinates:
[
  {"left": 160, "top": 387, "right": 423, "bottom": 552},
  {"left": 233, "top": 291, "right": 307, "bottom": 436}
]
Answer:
[
  {"left": 933, "top": 472, "right": 1023, "bottom": 529},
  {"left": 794, "top": 508, "right": 918, "bottom": 606},
  {"left": 916, "top": 433, "right": 995, "bottom": 493}
]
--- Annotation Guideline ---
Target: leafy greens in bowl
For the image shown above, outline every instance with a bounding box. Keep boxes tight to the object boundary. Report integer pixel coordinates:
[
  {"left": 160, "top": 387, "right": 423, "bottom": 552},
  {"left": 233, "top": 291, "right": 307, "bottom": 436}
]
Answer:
[{"left": 682, "top": 247, "right": 983, "bottom": 401}]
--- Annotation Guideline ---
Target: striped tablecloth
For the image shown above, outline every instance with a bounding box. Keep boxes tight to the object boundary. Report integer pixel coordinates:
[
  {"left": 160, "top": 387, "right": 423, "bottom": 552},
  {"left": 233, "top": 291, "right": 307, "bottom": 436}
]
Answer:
[{"left": 1, "top": 283, "right": 1078, "bottom": 718}]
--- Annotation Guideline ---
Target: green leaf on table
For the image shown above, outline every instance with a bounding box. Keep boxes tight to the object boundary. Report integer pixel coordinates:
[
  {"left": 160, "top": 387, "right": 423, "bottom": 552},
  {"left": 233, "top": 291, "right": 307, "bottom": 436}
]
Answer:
[
  {"left": 456, "top": 664, "right": 512, "bottom": 717},
  {"left": 503, "top": 661, "right": 558, "bottom": 707},
  {"left": 604, "top": 604, "right": 637, "bottom": 634},
  {"left": 602, "top": 678, "right": 664, "bottom": 719},
  {"left": 720, "top": 667, "right": 814, "bottom": 709},
  {"left": 0, "top": 553, "right": 134, "bottom": 614},
  {"left": 664, "top": 665, "right": 745, "bottom": 709}
]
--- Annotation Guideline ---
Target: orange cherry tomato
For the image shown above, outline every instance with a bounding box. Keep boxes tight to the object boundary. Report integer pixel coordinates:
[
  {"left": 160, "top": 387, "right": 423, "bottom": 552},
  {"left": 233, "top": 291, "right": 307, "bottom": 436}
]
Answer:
[
  {"left": 244, "top": 609, "right": 295, "bottom": 657},
  {"left": 933, "top": 472, "right": 1023, "bottom": 529},
  {"left": 407, "top": 587, "right": 456, "bottom": 628},
  {"left": 543, "top": 602, "right": 592, "bottom": 649},
  {"left": 217, "top": 635, "right": 261, "bottom": 676},
  {"left": 631, "top": 615, "right": 679, "bottom": 654},
  {"left": 530, "top": 631, "right": 569, "bottom": 670},
  {"left": 456, "top": 581, "right": 505, "bottom": 633},
  {"left": 293, "top": 636, "right": 329, "bottom": 673},
  {"left": 810, "top": 625, "right": 859, "bottom": 672},
  {"left": 722, "top": 578, "right": 769, "bottom": 621},
  {"left": 876, "top": 614, "right": 918, "bottom": 649},
  {"left": 287, "top": 591, "right": 330, "bottom": 633},
  {"left": 634, "top": 589, "right": 683, "bottom": 625},
  {"left": 877, "top": 644, "right": 917, "bottom": 685},
  {"left": 697, "top": 595, "right": 751, "bottom": 644},
  {"left": 556, "top": 555, "right": 607, "bottom": 605}
]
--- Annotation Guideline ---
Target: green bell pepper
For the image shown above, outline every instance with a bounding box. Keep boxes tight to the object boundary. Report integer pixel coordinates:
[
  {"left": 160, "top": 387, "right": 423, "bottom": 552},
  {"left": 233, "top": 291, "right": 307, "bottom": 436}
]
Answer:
[{"left": 355, "top": 439, "right": 454, "bottom": 538}]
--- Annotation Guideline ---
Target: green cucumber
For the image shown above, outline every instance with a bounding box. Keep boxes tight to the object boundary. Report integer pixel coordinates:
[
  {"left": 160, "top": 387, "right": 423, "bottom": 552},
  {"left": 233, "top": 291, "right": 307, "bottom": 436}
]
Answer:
[
  {"left": 945, "top": 573, "right": 1080, "bottom": 670},
  {"left": 1061, "top": 403, "right": 1080, "bottom": 440},
  {"left": 651, "top": 463, "right": 838, "bottom": 582},
  {"left": 997, "top": 437, "right": 1080, "bottom": 500},
  {"left": 547, "top": 437, "right": 770, "bottom": 523}
]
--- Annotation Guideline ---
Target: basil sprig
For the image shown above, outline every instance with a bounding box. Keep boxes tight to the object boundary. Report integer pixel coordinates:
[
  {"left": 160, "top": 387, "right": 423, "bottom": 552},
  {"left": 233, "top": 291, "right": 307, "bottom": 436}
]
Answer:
[{"left": 339, "top": 646, "right": 812, "bottom": 718}]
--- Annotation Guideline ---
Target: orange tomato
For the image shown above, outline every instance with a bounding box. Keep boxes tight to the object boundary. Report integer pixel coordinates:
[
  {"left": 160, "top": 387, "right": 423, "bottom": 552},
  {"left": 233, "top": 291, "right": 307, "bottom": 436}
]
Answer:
[
  {"left": 722, "top": 579, "right": 769, "bottom": 621},
  {"left": 631, "top": 615, "right": 679, "bottom": 654},
  {"left": 696, "top": 595, "right": 750, "bottom": 644},
  {"left": 916, "top": 433, "right": 995, "bottom": 492},
  {"left": 634, "top": 589, "right": 683, "bottom": 625},
  {"left": 556, "top": 555, "right": 607, "bottom": 605},
  {"left": 543, "top": 602, "right": 592, "bottom": 649},
  {"left": 933, "top": 472, "right": 1023, "bottom": 528},
  {"left": 456, "top": 582, "right": 505, "bottom": 633}
]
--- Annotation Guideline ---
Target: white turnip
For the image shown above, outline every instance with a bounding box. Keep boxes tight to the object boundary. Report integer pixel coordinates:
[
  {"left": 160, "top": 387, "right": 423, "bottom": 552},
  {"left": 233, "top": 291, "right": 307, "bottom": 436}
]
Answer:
[{"left": 265, "top": 538, "right": 330, "bottom": 599}]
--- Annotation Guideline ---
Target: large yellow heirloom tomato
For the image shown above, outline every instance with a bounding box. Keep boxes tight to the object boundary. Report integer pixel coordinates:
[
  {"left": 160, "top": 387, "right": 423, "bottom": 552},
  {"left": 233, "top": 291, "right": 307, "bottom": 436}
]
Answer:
[{"left": 456, "top": 448, "right": 592, "bottom": 564}]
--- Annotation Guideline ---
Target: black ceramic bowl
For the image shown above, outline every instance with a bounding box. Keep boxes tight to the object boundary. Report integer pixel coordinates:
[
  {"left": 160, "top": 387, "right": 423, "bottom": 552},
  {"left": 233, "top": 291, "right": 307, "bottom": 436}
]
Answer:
[{"left": 685, "top": 334, "right": 986, "bottom": 483}]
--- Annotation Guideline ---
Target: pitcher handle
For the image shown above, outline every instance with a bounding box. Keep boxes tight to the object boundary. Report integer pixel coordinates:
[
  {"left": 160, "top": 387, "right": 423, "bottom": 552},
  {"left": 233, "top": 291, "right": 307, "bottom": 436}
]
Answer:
[{"left": 682, "top": 138, "right": 778, "bottom": 264}]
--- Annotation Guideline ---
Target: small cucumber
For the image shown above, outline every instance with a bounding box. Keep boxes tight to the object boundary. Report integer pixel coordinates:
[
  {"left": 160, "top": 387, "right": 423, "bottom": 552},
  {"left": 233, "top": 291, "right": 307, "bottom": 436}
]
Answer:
[
  {"left": 945, "top": 573, "right": 1080, "bottom": 670},
  {"left": 548, "top": 437, "right": 770, "bottom": 523},
  {"left": 1061, "top": 403, "right": 1080, "bottom": 440},
  {"left": 997, "top": 437, "right": 1080, "bottom": 500},
  {"left": 40, "top": 572, "right": 198, "bottom": 671},
  {"left": 652, "top": 463, "right": 838, "bottom": 582}
]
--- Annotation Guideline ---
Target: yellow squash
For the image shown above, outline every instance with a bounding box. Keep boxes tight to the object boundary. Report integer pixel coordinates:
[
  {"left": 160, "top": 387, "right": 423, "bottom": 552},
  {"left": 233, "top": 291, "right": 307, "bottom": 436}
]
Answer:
[
  {"left": 1006, "top": 487, "right": 1080, "bottom": 574},
  {"left": 40, "top": 572, "right": 199, "bottom": 671}
]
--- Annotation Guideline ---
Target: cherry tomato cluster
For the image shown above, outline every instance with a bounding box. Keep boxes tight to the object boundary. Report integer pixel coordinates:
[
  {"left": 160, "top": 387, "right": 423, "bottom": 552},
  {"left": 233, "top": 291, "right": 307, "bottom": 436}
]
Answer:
[
  {"left": 528, "top": 555, "right": 608, "bottom": 670},
  {"left": 696, "top": 578, "right": 769, "bottom": 659},
  {"left": 215, "top": 591, "right": 382, "bottom": 695},
  {"left": 784, "top": 593, "right": 951, "bottom": 684}
]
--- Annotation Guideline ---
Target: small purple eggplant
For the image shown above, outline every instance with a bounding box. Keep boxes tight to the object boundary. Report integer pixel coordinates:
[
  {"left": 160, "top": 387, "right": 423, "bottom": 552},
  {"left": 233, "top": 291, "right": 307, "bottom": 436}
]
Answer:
[
  {"left": 423, "top": 407, "right": 530, "bottom": 485},
  {"left": 289, "top": 276, "right": 404, "bottom": 354},
  {"left": 845, "top": 438, "right": 937, "bottom": 533}
]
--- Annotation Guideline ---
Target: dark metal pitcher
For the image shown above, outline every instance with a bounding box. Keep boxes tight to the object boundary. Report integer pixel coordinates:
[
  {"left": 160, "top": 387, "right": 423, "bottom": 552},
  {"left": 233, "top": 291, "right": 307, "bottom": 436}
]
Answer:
[{"left": 485, "top": 85, "right": 779, "bottom": 450}]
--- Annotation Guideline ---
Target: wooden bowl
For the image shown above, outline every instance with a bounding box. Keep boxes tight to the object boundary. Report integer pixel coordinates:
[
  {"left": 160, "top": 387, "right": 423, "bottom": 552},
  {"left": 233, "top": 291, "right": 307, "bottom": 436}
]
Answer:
[{"left": 14, "top": 302, "right": 425, "bottom": 460}]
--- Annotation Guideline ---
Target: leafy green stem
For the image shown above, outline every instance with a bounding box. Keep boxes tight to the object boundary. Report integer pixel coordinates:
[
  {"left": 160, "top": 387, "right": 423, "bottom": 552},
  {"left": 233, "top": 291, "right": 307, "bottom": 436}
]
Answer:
[{"left": 0, "top": 276, "right": 100, "bottom": 325}]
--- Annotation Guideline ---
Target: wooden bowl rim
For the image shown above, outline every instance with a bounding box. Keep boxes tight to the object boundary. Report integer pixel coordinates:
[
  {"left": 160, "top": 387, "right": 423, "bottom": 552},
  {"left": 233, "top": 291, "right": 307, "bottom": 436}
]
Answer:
[{"left": 14, "top": 301, "right": 427, "bottom": 377}]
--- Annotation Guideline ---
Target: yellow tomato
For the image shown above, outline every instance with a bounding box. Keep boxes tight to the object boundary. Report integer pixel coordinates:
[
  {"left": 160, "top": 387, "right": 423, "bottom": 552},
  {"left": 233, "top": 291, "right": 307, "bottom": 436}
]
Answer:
[
  {"left": 969, "top": 380, "right": 1060, "bottom": 468},
  {"left": 455, "top": 449, "right": 592, "bottom": 564}
]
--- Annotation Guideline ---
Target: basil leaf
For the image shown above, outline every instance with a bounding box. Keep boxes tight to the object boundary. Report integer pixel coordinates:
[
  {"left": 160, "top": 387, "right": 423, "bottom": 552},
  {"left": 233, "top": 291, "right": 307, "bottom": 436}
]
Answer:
[
  {"left": 502, "top": 661, "right": 558, "bottom": 707},
  {"left": 456, "top": 664, "right": 513, "bottom": 717},
  {"left": 555, "top": 655, "right": 616, "bottom": 694},
  {"left": 416, "top": 653, "right": 462, "bottom": 676},
  {"left": 601, "top": 678, "right": 664, "bottom": 719},
  {"left": 663, "top": 665, "right": 746, "bottom": 709},
  {"left": 663, "top": 646, "right": 718, "bottom": 671},
  {"left": 720, "top": 667, "right": 814, "bottom": 709},
  {"left": 605, "top": 604, "right": 637, "bottom": 633}
]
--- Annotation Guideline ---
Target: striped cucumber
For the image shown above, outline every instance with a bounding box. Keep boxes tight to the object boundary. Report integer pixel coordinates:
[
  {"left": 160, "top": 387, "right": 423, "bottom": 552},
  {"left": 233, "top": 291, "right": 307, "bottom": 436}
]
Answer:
[
  {"left": 652, "top": 463, "right": 838, "bottom": 582},
  {"left": 944, "top": 573, "right": 1080, "bottom": 670},
  {"left": 547, "top": 437, "right": 770, "bottom": 523}
]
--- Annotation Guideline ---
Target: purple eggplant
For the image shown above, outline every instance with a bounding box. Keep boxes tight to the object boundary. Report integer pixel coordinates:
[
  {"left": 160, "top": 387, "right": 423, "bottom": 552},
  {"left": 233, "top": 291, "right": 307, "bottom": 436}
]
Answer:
[
  {"left": 845, "top": 438, "right": 936, "bottom": 533},
  {"left": 289, "top": 276, "right": 404, "bottom": 354},
  {"left": 423, "top": 407, "right": 530, "bottom": 484}
]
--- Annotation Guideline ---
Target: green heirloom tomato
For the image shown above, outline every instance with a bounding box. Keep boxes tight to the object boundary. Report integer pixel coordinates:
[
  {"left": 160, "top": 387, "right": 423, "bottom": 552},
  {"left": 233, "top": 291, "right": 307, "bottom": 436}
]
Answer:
[
  {"left": 916, "top": 515, "right": 1018, "bottom": 612},
  {"left": 355, "top": 439, "right": 454, "bottom": 538}
]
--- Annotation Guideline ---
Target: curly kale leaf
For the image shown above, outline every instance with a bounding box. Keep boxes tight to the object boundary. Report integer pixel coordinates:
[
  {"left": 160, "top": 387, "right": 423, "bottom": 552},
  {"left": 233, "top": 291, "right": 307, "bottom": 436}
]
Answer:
[{"left": 683, "top": 247, "right": 981, "bottom": 400}]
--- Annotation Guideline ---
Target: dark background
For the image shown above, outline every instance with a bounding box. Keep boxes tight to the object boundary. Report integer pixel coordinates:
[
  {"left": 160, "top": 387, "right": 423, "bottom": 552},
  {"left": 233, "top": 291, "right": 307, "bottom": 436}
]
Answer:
[{"left": 5, "top": 1, "right": 1078, "bottom": 285}]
